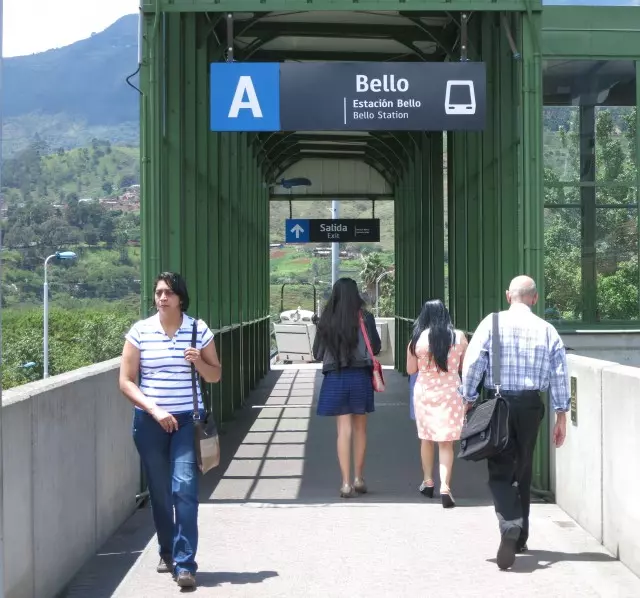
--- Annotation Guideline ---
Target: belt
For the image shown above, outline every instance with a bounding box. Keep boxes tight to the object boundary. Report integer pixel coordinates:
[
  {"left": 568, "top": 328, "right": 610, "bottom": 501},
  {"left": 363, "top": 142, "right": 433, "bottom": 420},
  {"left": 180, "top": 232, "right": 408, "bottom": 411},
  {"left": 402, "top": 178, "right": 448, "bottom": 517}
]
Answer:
[{"left": 488, "top": 389, "right": 540, "bottom": 399}]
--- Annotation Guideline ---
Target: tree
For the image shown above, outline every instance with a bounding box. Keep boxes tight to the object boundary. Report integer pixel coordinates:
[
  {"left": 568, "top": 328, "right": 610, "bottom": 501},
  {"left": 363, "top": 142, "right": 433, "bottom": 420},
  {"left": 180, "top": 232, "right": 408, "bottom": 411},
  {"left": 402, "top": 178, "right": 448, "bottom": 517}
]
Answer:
[
  {"left": 359, "top": 253, "right": 388, "bottom": 303},
  {"left": 118, "top": 174, "right": 138, "bottom": 189}
]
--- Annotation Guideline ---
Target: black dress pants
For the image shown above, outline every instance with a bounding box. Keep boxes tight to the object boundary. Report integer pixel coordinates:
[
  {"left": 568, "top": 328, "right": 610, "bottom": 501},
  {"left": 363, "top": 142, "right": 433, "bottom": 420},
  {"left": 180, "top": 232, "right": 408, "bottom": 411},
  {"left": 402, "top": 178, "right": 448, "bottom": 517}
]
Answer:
[{"left": 486, "top": 391, "right": 545, "bottom": 545}]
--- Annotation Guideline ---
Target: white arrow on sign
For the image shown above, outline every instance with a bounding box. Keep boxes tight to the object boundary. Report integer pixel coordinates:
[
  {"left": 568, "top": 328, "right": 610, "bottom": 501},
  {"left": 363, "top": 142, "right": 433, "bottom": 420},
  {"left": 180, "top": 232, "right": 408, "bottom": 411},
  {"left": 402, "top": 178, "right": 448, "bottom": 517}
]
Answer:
[{"left": 290, "top": 224, "right": 305, "bottom": 239}]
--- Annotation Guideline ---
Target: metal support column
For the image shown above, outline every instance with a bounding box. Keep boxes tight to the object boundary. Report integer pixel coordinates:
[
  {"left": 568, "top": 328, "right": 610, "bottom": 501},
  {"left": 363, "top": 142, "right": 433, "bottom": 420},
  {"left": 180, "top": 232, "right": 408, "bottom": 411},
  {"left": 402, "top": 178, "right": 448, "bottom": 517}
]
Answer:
[
  {"left": 331, "top": 200, "right": 340, "bottom": 287},
  {"left": 580, "top": 104, "right": 597, "bottom": 322}
]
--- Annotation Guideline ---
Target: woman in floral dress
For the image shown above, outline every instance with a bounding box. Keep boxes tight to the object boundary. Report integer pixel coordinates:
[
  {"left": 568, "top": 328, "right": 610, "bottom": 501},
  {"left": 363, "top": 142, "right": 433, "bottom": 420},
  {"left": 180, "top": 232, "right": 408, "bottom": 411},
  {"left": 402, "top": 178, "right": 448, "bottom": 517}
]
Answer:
[{"left": 406, "top": 299, "right": 468, "bottom": 508}]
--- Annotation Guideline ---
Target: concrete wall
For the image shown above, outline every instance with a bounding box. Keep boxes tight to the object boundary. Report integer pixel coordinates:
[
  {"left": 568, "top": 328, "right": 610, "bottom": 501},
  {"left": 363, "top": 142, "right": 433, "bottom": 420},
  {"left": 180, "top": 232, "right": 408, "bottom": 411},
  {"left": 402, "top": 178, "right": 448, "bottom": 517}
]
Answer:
[
  {"left": 553, "top": 354, "right": 640, "bottom": 577},
  {"left": 561, "top": 331, "right": 640, "bottom": 366},
  {"left": 2, "top": 359, "right": 140, "bottom": 598},
  {"left": 601, "top": 365, "right": 640, "bottom": 575}
]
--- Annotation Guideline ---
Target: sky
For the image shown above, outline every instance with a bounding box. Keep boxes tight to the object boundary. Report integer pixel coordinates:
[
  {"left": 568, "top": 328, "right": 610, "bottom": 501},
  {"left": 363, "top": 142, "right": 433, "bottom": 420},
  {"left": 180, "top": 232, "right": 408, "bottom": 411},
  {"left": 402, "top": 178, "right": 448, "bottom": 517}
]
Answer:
[{"left": 4, "top": 0, "right": 138, "bottom": 57}]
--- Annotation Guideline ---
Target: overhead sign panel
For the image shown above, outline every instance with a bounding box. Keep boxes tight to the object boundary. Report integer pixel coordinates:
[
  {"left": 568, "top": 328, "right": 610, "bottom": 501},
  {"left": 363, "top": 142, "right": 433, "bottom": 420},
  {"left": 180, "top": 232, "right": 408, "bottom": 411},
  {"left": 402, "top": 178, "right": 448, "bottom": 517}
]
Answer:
[
  {"left": 285, "top": 219, "right": 380, "bottom": 244},
  {"left": 210, "top": 62, "right": 486, "bottom": 132},
  {"left": 280, "top": 62, "right": 486, "bottom": 131}
]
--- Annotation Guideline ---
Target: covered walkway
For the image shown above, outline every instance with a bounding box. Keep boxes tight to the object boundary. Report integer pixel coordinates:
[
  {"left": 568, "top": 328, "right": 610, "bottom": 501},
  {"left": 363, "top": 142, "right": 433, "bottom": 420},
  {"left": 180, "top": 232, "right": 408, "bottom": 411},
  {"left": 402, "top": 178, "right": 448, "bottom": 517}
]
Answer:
[{"left": 62, "top": 368, "right": 640, "bottom": 598}]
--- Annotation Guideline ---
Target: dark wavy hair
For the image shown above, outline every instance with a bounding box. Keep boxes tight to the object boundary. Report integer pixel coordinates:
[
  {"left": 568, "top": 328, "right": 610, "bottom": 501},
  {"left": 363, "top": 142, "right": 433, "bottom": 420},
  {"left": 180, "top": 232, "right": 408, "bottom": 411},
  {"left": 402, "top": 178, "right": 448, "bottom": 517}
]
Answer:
[
  {"left": 316, "top": 277, "right": 364, "bottom": 367},
  {"left": 409, "top": 299, "right": 455, "bottom": 372},
  {"left": 154, "top": 272, "right": 190, "bottom": 312}
]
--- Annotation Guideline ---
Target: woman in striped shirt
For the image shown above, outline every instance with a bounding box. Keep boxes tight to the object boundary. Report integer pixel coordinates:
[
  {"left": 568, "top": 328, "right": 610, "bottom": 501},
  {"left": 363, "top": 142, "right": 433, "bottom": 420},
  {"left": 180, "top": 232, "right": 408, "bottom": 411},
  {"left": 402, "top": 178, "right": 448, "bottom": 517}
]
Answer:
[{"left": 119, "top": 272, "right": 221, "bottom": 589}]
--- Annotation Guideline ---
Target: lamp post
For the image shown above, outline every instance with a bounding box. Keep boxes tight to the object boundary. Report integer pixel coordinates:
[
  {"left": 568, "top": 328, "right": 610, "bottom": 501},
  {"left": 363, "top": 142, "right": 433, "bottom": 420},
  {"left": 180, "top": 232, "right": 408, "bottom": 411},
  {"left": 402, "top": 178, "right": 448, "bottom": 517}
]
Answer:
[
  {"left": 375, "top": 270, "right": 394, "bottom": 318},
  {"left": 330, "top": 200, "right": 340, "bottom": 287},
  {"left": 0, "top": 0, "right": 5, "bottom": 593},
  {"left": 44, "top": 251, "right": 77, "bottom": 378}
]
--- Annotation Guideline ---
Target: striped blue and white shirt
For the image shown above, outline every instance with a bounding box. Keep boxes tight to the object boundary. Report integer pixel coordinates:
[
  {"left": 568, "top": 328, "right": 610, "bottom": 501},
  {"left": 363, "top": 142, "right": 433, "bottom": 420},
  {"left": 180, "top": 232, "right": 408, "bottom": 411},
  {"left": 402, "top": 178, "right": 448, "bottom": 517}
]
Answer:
[
  {"left": 461, "top": 304, "right": 571, "bottom": 412},
  {"left": 125, "top": 313, "right": 215, "bottom": 414}
]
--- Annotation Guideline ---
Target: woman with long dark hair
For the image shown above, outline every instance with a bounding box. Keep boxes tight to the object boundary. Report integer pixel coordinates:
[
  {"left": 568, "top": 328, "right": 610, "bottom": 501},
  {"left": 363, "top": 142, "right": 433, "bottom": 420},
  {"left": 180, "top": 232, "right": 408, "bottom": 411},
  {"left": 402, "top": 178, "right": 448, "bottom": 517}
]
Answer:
[
  {"left": 406, "top": 299, "right": 468, "bottom": 508},
  {"left": 313, "top": 277, "right": 381, "bottom": 498}
]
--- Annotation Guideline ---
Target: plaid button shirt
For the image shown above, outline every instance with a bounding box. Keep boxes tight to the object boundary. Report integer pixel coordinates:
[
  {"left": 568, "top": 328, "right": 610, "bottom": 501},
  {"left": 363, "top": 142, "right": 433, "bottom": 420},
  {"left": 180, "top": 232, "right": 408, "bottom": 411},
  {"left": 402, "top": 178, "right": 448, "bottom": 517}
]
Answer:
[{"left": 461, "top": 304, "right": 571, "bottom": 412}]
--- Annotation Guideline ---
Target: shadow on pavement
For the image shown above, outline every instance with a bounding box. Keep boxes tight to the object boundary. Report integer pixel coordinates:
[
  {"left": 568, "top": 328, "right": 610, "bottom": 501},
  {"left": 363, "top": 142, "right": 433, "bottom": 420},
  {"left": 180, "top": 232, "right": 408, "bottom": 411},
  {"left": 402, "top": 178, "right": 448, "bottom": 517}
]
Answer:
[
  {"left": 64, "top": 367, "right": 495, "bottom": 596},
  {"left": 487, "top": 549, "right": 619, "bottom": 573},
  {"left": 192, "top": 570, "right": 279, "bottom": 588},
  {"left": 200, "top": 367, "right": 493, "bottom": 507}
]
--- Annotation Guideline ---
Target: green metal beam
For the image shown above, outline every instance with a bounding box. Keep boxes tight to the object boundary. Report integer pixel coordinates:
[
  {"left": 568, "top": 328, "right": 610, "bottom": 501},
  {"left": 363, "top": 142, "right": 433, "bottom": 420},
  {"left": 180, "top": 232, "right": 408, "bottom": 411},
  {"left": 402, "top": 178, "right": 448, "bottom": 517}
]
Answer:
[
  {"left": 247, "top": 50, "right": 437, "bottom": 62},
  {"left": 260, "top": 139, "right": 405, "bottom": 177},
  {"left": 238, "top": 21, "right": 453, "bottom": 42},
  {"left": 269, "top": 154, "right": 395, "bottom": 187},
  {"left": 256, "top": 133, "right": 406, "bottom": 176},
  {"left": 142, "top": 1, "right": 542, "bottom": 13}
]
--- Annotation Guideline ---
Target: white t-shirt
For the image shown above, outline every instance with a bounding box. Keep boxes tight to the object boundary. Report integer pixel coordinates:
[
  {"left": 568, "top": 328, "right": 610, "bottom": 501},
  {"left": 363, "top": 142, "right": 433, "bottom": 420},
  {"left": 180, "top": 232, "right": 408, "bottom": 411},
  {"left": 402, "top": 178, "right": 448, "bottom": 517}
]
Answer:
[{"left": 125, "top": 313, "right": 215, "bottom": 414}]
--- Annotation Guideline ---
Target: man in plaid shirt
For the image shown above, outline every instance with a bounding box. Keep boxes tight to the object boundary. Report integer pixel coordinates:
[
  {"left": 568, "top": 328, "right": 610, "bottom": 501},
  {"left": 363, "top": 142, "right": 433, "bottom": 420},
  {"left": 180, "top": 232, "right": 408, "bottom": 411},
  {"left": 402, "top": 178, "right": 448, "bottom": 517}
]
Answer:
[{"left": 461, "top": 275, "right": 570, "bottom": 571}]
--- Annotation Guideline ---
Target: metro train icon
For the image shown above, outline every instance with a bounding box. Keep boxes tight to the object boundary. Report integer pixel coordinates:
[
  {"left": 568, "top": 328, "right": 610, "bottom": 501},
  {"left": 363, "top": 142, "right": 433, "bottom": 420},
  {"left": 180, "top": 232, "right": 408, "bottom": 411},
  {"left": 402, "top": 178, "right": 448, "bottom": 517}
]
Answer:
[{"left": 445, "top": 80, "right": 477, "bottom": 115}]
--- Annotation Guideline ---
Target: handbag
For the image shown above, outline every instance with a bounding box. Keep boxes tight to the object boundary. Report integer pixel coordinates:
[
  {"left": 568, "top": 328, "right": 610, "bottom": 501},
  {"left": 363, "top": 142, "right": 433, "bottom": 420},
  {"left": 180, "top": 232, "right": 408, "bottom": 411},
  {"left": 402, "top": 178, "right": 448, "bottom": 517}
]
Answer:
[
  {"left": 359, "top": 312, "right": 385, "bottom": 392},
  {"left": 190, "top": 320, "right": 220, "bottom": 474},
  {"left": 458, "top": 312, "right": 510, "bottom": 461}
]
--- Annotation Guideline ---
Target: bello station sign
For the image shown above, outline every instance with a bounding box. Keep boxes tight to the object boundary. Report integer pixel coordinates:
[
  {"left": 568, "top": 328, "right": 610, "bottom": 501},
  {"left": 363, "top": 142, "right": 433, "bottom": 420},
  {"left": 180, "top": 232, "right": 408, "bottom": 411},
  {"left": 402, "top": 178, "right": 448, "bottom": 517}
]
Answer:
[{"left": 210, "top": 62, "right": 486, "bottom": 132}]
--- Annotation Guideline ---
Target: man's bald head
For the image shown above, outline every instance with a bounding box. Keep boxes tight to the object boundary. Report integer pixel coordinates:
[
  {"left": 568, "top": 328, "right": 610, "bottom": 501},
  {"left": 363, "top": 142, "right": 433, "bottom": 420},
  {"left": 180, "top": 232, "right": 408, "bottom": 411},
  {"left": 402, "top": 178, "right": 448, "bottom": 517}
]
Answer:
[{"left": 506, "top": 275, "right": 538, "bottom": 306}]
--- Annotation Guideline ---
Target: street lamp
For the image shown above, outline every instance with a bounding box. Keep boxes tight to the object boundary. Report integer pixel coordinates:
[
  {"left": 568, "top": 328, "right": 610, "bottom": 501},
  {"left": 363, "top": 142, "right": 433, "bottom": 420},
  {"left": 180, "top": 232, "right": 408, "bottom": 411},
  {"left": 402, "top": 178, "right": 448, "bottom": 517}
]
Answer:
[
  {"left": 375, "top": 270, "right": 394, "bottom": 318},
  {"left": 44, "top": 251, "right": 77, "bottom": 378},
  {"left": 278, "top": 177, "right": 311, "bottom": 189}
]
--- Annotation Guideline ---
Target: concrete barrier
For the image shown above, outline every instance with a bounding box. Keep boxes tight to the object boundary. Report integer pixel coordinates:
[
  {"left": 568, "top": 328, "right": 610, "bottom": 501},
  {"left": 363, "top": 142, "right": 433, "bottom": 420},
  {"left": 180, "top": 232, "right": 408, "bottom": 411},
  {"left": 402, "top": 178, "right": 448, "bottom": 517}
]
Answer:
[
  {"left": 554, "top": 356, "right": 616, "bottom": 542},
  {"left": 601, "top": 365, "right": 640, "bottom": 575},
  {"left": 2, "top": 359, "right": 140, "bottom": 598},
  {"left": 553, "top": 354, "right": 640, "bottom": 578}
]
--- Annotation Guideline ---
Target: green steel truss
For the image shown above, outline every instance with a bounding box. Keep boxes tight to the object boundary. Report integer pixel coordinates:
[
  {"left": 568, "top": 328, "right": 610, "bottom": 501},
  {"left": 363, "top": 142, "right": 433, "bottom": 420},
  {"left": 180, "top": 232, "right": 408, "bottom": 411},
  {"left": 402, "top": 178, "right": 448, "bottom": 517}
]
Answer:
[
  {"left": 140, "top": 13, "right": 271, "bottom": 425},
  {"left": 142, "top": 1, "right": 542, "bottom": 13},
  {"left": 140, "top": 5, "right": 546, "bottom": 486}
]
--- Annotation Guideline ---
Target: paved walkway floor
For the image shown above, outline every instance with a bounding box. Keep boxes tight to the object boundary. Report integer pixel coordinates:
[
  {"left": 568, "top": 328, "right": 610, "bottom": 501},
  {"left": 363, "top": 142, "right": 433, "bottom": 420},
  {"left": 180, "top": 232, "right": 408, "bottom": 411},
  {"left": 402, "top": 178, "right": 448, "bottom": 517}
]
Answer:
[{"left": 64, "top": 367, "right": 640, "bottom": 597}]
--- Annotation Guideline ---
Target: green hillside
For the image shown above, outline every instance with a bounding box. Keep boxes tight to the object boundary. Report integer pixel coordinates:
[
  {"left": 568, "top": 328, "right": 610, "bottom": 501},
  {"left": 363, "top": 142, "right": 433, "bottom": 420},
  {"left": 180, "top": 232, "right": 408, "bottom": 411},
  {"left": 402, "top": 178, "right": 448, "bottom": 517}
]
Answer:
[{"left": 2, "top": 139, "right": 140, "bottom": 205}]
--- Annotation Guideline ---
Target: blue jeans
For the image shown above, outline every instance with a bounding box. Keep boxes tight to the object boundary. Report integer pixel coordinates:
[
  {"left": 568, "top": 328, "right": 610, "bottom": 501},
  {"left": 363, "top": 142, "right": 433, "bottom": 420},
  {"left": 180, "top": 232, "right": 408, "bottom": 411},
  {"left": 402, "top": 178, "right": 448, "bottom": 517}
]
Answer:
[{"left": 133, "top": 408, "right": 202, "bottom": 574}]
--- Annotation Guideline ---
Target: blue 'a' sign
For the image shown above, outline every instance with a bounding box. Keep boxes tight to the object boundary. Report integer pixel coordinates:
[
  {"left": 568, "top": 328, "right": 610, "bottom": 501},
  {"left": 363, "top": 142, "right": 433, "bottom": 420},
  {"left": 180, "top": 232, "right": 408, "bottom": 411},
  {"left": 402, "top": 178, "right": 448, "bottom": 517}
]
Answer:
[{"left": 210, "top": 63, "right": 280, "bottom": 131}]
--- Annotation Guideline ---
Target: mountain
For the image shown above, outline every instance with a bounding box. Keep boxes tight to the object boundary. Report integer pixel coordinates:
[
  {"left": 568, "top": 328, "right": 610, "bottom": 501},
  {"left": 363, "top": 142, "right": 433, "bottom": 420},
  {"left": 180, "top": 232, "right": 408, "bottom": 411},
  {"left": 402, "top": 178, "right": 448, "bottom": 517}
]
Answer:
[{"left": 3, "top": 14, "right": 140, "bottom": 155}]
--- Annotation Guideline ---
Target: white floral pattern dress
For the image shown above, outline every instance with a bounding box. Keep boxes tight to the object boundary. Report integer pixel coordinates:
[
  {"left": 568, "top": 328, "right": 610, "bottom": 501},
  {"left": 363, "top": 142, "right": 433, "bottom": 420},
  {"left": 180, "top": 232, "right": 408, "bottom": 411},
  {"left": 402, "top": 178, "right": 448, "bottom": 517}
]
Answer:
[{"left": 413, "top": 330, "right": 468, "bottom": 442}]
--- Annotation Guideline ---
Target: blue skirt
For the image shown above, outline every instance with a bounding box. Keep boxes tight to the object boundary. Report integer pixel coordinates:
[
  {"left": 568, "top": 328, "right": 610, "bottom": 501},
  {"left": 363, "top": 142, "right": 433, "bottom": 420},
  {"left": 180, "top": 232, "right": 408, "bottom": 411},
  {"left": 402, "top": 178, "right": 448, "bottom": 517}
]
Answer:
[{"left": 317, "top": 368, "right": 375, "bottom": 416}]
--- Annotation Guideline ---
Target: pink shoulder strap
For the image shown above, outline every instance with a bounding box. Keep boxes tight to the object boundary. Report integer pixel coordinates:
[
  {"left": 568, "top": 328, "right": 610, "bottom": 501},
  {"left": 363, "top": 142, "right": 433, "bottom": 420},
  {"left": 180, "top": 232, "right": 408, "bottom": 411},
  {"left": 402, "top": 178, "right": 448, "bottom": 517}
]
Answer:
[{"left": 359, "top": 312, "right": 375, "bottom": 359}]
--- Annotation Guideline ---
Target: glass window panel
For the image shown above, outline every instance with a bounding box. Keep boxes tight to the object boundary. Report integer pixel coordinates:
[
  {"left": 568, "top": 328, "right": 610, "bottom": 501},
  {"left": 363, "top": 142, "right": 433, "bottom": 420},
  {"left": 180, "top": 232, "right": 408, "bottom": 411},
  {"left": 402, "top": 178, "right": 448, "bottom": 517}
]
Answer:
[
  {"left": 544, "top": 207, "right": 582, "bottom": 323},
  {"left": 595, "top": 107, "right": 637, "bottom": 188},
  {"left": 544, "top": 60, "right": 638, "bottom": 323},
  {"left": 544, "top": 182, "right": 580, "bottom": 206},
  {"left": 544, "top": 107, "right": 579, "bottom": 183},
  {"left": 543, "top": 60, "right": 636, "bottom": 109},
  {"left": 596, "top": 205, "right": 639, "bottom": 321}
]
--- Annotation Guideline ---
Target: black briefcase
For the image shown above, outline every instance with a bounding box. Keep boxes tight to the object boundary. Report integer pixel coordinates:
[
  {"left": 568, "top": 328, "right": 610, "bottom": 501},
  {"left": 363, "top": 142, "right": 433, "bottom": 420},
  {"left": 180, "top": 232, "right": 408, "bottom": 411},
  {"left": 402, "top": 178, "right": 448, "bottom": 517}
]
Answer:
[
  {"left": 458, "top": 312, "right": 510, "bottom": 461},
  {"left": 458, "top": 395, "right": 509, "bottom": 461}
]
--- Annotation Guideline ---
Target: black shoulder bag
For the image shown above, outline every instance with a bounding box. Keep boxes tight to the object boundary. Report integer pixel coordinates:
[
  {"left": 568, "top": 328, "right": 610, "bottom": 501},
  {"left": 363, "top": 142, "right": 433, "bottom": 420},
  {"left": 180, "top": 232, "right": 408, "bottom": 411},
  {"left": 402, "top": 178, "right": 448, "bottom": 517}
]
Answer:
[
  {"left": 458, "top": 312, "right": 510, "bottom": 461},
  {"left": 190, "top": 320, "right": 220, "bottom": 474}
]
